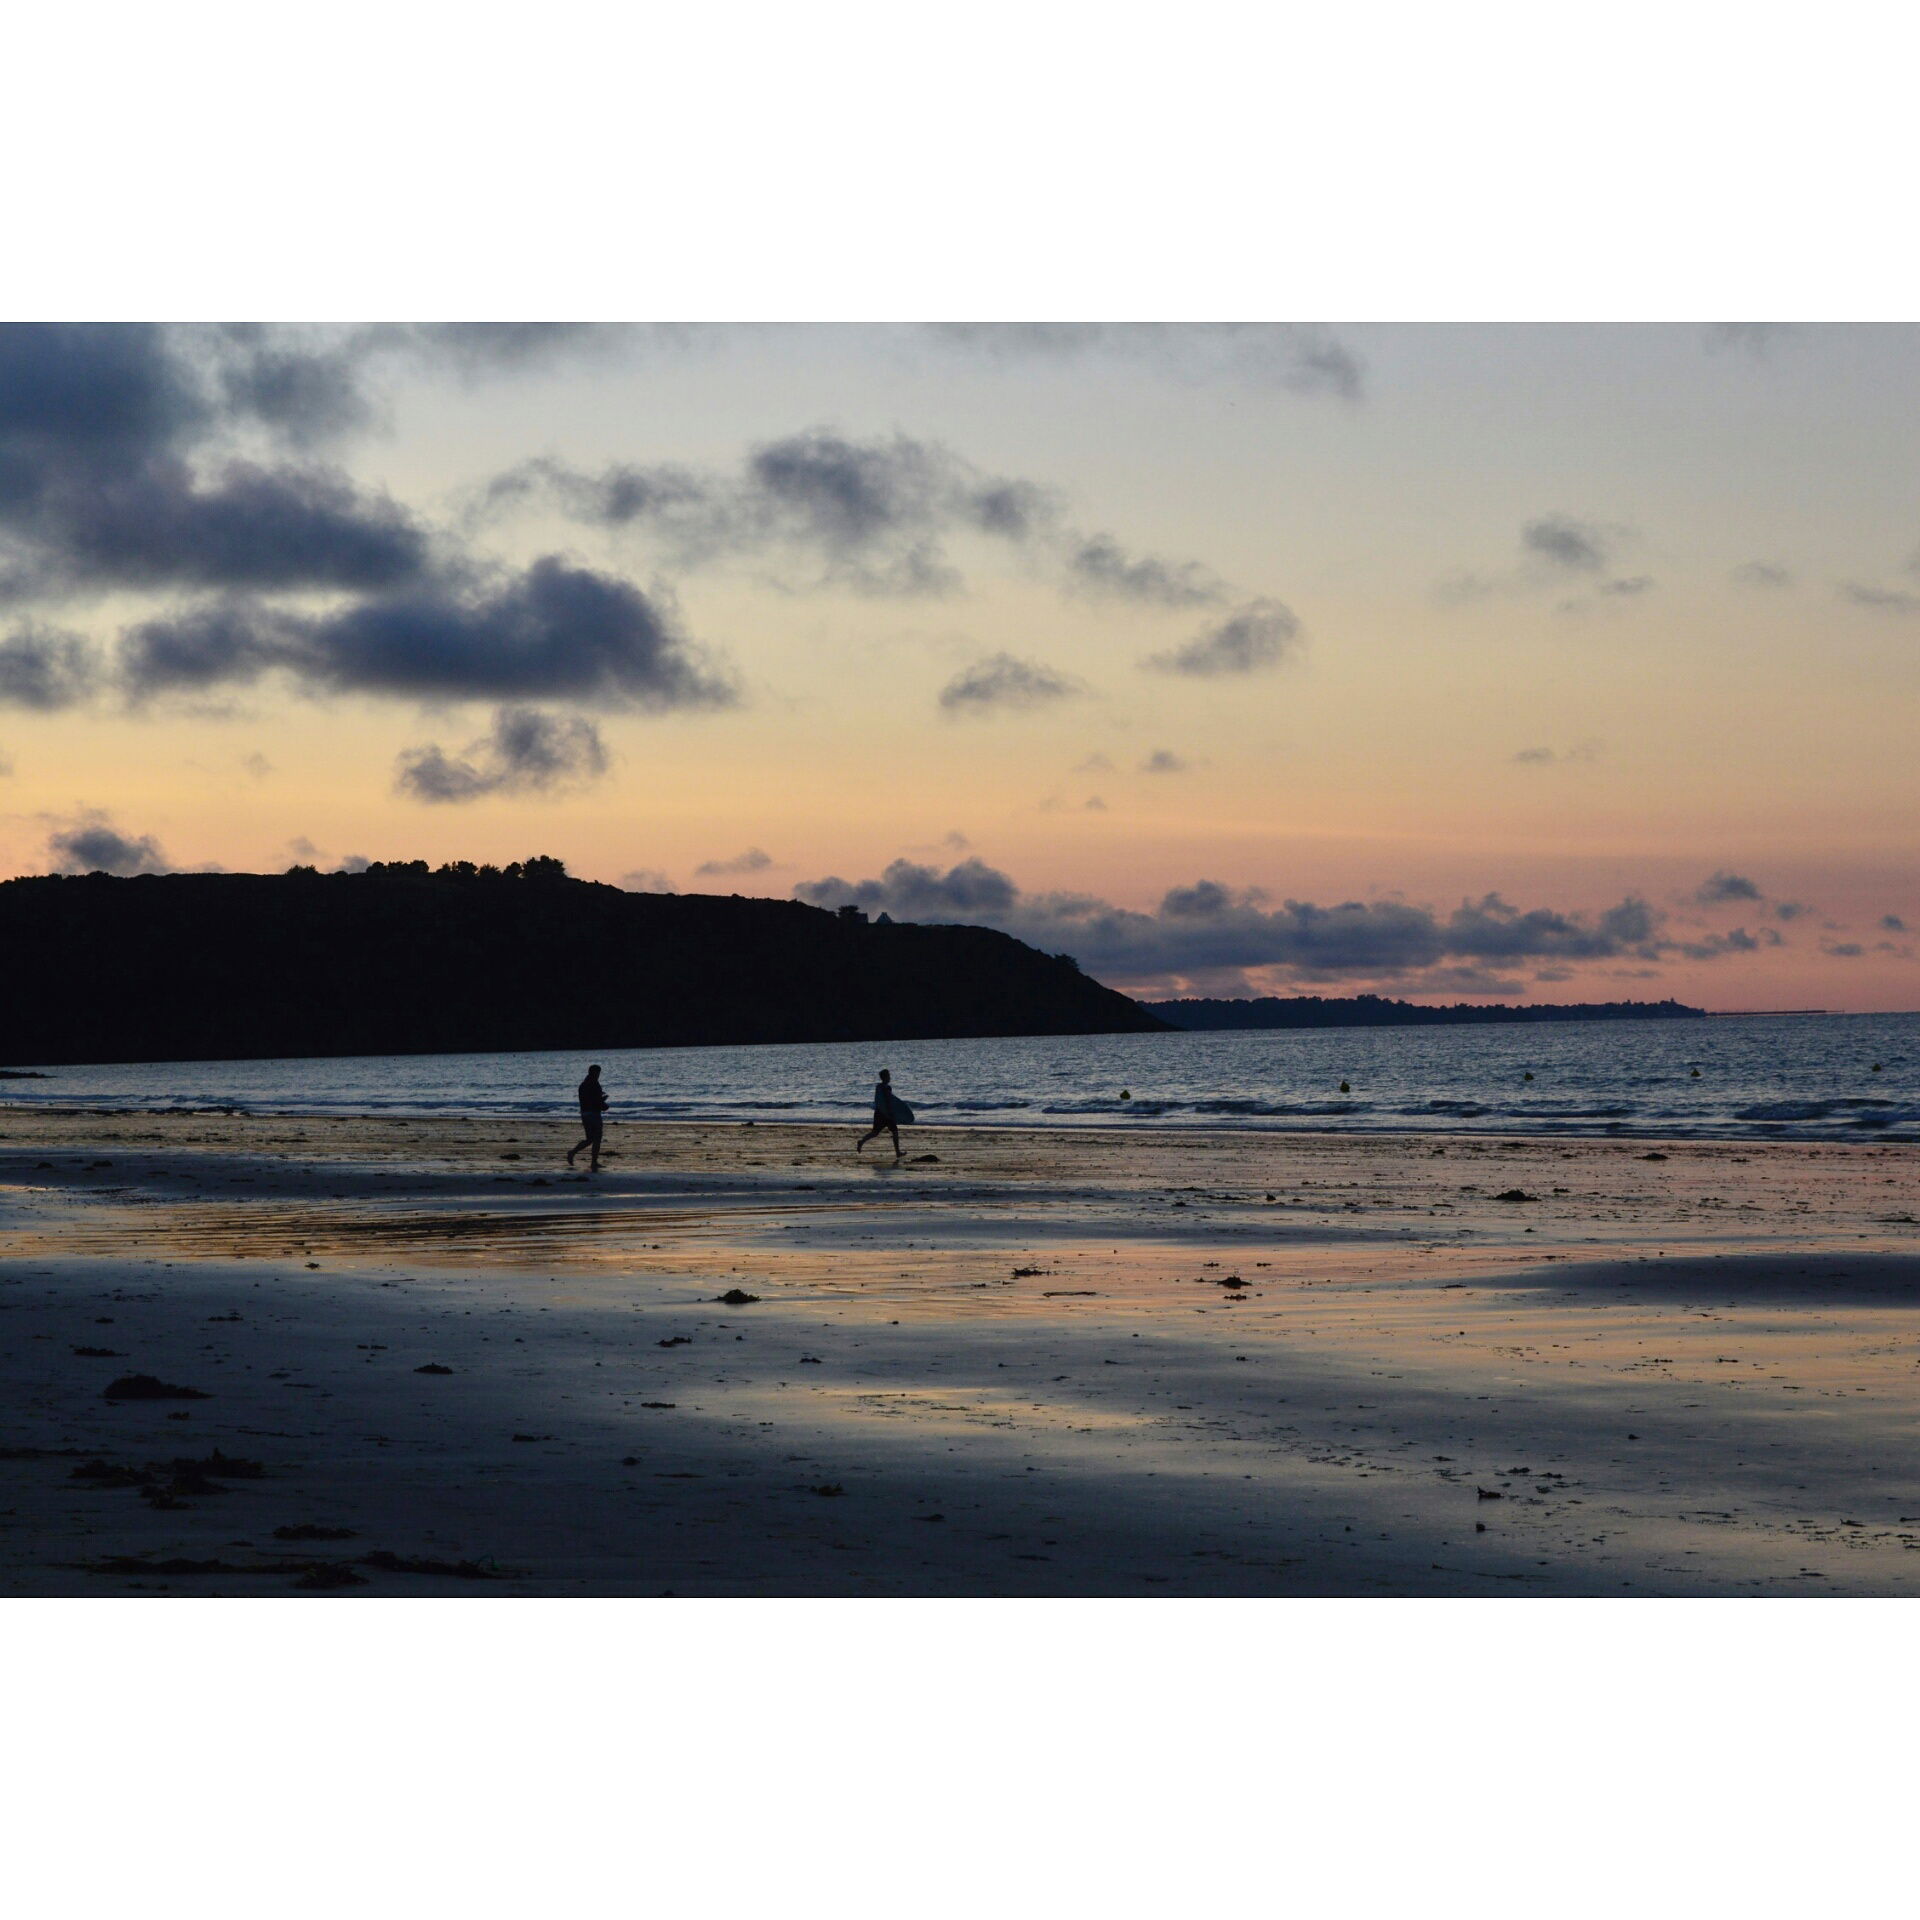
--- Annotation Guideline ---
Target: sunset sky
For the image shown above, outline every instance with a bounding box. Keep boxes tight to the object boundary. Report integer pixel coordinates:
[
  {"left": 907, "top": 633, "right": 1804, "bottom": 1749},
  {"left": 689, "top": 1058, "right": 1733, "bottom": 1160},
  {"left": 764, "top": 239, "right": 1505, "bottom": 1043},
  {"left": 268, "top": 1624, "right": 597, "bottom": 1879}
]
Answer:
[{"left": 3, "top": 321, "right": 1916, "bottom": 1009}]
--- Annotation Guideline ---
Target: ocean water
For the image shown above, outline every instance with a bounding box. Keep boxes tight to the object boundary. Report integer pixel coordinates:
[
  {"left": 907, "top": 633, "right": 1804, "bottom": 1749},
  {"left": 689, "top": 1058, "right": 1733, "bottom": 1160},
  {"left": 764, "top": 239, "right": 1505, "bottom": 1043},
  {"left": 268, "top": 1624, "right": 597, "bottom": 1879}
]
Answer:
[{"left": 5, "top": 1013, "right": 1919, "bottom": 1144}]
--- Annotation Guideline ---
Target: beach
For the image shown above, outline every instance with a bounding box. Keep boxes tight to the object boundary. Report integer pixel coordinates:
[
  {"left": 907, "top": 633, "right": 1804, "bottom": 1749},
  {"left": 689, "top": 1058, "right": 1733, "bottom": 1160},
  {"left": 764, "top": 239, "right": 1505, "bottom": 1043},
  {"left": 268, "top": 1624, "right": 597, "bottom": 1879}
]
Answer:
[{"left": 4, "top": 1106, "right": 1920, "bottom": 1596}]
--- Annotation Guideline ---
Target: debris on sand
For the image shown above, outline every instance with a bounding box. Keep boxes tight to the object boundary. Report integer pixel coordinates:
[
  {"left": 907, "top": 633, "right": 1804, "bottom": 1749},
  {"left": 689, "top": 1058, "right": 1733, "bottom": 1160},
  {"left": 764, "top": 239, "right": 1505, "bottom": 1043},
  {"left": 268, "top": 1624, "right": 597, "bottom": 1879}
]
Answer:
[
  {"left": 510, "top": 1433, "right": 553, "bottom": 1443},
  {"left": 1042, "top": 1290, "right": 1097, "bottom": 1297},
  {"left": 169, "top": 1450, "right": 264, "bottom": 1479},
  {"left": 275, "top": 1524, "right": 359, "bottom": 1541},
  {"left": 657, "top": 1336, "right": 692, "bottom": 1348},
  {"left": 1640, "top": 1152, "right": 1669, "bottom": 1162},
  {"left": 103, "top": 1374, "right": 210, "bottom": 1401},
  {"left": 911, "top": 1153, "right": 940, "bottom": 1163},
  {"left": 715, "top": 1288, "right": 761, "bottom": 1304},
  {"left": 807, "top": 1483, "right": 847, "bottom": 1497},
  {"left": 72, "top": 1459, "right": 149, "bottom": 1488},
  {"left": 1011, "top": 1267, "right": 1047, "bottom": 1278},
  {"left": 362, "top": 1550, "right": 503, "bottom": 1580},
  {"left": 295, "top": 1564, "right": 369, "bottom": 1589},
  {"left": 1217, "top": 1276, "right": 1247, "bottom": 1289},
  {"left": 639, "top": 1402, "right": 677, "bottom": 1410},
  {"left": 71, "top": 1346, "right": 123, "bottom": 1357},
  {"left": 1477, "top": 1487, "right": 1503, "bottom": 1500},
  {"left": 413, "top": 1363, "right": 453, "bottom": 1374},
  {"left": 1493, "top": 1189, "right": 1539, "bottom": 1203}
]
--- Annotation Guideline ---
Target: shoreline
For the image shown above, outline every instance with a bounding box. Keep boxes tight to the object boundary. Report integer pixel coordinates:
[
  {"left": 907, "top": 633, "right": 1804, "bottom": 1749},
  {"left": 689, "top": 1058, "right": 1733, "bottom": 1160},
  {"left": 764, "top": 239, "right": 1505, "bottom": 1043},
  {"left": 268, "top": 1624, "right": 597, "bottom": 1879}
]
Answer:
[{"left": 4, "top": 1111, "right": 1919, "bottom": 1595}]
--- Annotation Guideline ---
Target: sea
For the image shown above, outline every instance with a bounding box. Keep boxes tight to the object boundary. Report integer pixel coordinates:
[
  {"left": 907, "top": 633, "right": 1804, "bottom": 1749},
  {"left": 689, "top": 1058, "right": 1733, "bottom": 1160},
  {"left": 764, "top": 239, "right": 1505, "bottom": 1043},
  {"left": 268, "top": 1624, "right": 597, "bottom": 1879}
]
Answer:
[{"left": 5, "top": 1013, "right": 1919, "bottom": 1145}]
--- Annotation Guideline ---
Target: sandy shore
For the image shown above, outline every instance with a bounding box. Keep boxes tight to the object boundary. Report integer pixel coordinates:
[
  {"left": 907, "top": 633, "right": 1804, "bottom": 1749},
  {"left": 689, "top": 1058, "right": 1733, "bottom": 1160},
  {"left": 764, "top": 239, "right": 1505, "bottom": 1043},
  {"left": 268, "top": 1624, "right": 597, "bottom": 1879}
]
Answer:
[{"left": 4, "top": 1105, "right": 1920, "bottom": 1595}]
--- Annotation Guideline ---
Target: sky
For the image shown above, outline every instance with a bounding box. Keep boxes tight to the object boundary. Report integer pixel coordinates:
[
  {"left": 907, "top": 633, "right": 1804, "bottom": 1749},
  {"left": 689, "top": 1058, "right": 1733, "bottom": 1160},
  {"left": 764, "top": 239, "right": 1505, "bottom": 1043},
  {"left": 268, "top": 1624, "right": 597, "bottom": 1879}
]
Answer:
[{"left": 1, "top": 320, "right": 1916, "bottom": 1010}]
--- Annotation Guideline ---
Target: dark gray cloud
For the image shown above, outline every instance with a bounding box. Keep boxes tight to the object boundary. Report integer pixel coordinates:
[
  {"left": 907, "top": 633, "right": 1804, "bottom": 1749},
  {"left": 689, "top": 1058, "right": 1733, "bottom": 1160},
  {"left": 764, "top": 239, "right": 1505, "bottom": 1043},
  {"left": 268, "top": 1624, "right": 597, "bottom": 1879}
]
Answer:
[
  {"left": 1882, "top": 914, "right": 1908, "bottom": 933},
  {"left": 1139, "top": 749, "right": 1189, "bottom": 774},
  {"left": 45, "top": 810, "right": 170, "bottom": 876},
  {"left": 1731, "top": 560, "right": 1794, "bottom": 589},
  {"left": 1596, "top": 575, "right": 1653, "bottom": 597},
  {"left": 1841, "top": 582, "right": 1920, "bottom": 615},
  {"left": 938, "top": 652, "right": 1081, "bottom": 716},
  {"left": 394, "top": 705, "right": 609, "bottom": 804},
  {"left": 1824, "top": 941, "right": 1866, "bottom": 958},
  {"left": 1143, "top": 599, "right": 1299, "bottom": 677},
  {"left": 1697, "top": 870, "right": 1762, "bottom": 905},
  {"left": 485, "top": 428, "right": 1247, "bottom": 611},
  {"left": 1703, "top": 323, "right": 1796, "bottom": 357},
  {"left": 1512, "top": 741, "right": 1601, "bottom": 766},
  {"left": 1522, "top": 514, "right": 1612, "bottom": 573},
  {"left": 920, "top": 324, "right": 1365, "bottom": 400},
  {"left": 619, "top": 867, "right": 676, "bottom": 893},
  {"left": 0, "top": 622, "right": 97, "bottom": 709},
  {"left": 0, "top": 326, "right": 437, "bottom": 605},
  {"left": 120, "top": 557, "right": 735, "bottom": 710},
  {"left": 694, "top": 847, "right": 775, "bottom": 878},
  {"left": 1773, "top": 900, "right": 1812, "bottom": 922},
  {"left": 794, "top": 859, "right": 1676, "bottom": 993},
  {"left": 1065, "top": 534, "right": 1226, "bottom": 608},
  {"left": 489, "top": 430, "right": 1059, "bottom": 599}
]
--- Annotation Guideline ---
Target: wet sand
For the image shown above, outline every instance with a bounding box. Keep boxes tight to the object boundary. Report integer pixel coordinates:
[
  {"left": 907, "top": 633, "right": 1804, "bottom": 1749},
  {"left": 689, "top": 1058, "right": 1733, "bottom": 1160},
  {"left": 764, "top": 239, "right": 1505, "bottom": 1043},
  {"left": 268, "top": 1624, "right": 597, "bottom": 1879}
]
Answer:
[{"left": 4, "top": 1106, "right": 1920, "bottom": 1595}]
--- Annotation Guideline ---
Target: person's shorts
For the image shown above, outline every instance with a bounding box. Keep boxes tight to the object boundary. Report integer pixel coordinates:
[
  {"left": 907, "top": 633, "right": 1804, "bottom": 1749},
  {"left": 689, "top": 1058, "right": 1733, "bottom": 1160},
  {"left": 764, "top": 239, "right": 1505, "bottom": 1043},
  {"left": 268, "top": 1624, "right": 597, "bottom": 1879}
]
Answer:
[{"left": 581, "top": 1111, "right": 604, "bottom": 1139}]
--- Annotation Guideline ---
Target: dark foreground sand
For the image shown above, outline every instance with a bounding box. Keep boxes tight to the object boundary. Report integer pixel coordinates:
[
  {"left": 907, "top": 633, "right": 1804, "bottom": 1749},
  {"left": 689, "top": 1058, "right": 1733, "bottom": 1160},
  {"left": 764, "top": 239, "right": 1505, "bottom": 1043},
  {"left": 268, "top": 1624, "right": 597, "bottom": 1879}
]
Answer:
[{"left": 4, "top": 1106, "right": 1920, "bottom": 1595}]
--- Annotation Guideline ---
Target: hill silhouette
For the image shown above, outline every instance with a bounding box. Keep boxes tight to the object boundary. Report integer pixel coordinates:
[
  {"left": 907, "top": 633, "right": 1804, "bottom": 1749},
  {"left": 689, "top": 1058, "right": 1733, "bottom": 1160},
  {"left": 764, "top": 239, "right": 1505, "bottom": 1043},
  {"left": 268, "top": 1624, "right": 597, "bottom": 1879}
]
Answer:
[{"left": 0, "top": 859, "right": 1166, "bottom": 1066}]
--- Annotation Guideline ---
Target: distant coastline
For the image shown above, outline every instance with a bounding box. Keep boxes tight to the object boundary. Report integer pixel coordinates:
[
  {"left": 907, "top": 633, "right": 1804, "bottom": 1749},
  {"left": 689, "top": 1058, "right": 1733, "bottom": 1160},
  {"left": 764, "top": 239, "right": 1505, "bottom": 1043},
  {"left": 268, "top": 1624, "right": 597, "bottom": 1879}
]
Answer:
[{"left": 1148, "top": 993, "right": 1706, "bottom": 1031}]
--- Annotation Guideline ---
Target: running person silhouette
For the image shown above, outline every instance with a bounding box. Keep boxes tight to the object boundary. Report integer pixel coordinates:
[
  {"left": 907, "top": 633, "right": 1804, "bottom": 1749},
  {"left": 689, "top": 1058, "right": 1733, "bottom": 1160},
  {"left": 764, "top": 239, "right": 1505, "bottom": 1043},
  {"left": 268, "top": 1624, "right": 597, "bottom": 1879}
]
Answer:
[
  {"left": 567, "top": 1064, "right": 609, "bottom": 1171},
  {"left": 856, "top": 1068, "right": 911, "bottom": 1159}
]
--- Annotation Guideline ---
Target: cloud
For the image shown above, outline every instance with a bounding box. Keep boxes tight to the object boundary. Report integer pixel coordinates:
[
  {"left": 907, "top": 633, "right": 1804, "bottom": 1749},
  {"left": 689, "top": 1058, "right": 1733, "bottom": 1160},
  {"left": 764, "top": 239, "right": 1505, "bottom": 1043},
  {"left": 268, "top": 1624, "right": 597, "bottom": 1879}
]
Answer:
[
  {"left": 1882, "top": 914, "right": 1908, "bottom": 932},
  {"left": 486, "top": 428, "right": 1242, "bottom": 612},
  {"left": 694, "top": 847, "right": 775, "bottom": 878},
  {"left": 1773, "top": 900, "right": 1812, "bottom": 922},
  {"left": 1522, "top": 514, "right": 1613, "bottom": 573},
  {"left": 0, "top": 622, "right": 97, "bottom": 709},
  {"left": 1841, "top": 583, "right": 1920, "bottom": 615},
  {"left": 793, "top": 858, "right": 1677, "bottom": 994},
  {"left": 0, "top": 327, "right": 439, "bottom": 606},
  {"left": 920, "top": 323, "right": 1365, "bottom": 399},
  {"left": 1731, "top": 561, "right": 1794, "bottom": 589},
  {"left": 120, "top": 557, "right": 735, "bottom": 710},
  {"left": 1139, "top": 749, "right": 1189, "bottom": 773},
  {"left": 1596, "top": 575, "right": 1653, "bottom": 597},
  {"left": 394, "top": 706, "right": 609, "bottom": 803},
  {"left": 938, "top": 652, "right": 1081, "bottom": 716},
  {"left": 1143, "top": 599, "right": 1299, "bottom": 677},
  {"left": 620, "top": 867, "right": 675, "bottom": 893},
  {"left": 44, "top": 809, "right": 170, "bottom": 875},
  {"left": 1512, "top": 741, "right": 1601, "bottom": 766},
  {"left": 1823, "top": 941, "right": 1866, "bottom": 958},
  {"left": 1703, "top": 323, "right": 1796, "bottom": 357},
  {"left": 243, "top": 751, "right": 273, "bottom": 778},
  {"left": 0, "top": 744, "right": 11, "bottom": 776},
  {"left": 1696, "top": 870, "right": 1763, "bottom": 905},
  {"left": 1064, "top": 534, "right": 1226, "bottom": 608},
  {"left": 489, "top": 430, "right": 1058, "bottom": 599}
]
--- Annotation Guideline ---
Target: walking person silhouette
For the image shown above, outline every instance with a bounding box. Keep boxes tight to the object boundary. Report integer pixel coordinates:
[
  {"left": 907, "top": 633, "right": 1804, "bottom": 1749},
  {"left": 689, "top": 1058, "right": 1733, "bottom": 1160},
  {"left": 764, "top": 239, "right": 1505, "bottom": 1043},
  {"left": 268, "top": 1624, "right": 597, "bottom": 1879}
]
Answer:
[
  {"left": 856, "top": 1068, "right": 912, "bottom": 1160},
  {"left": 567, "top": 1063, "right": 610, "bottom": 1172}
]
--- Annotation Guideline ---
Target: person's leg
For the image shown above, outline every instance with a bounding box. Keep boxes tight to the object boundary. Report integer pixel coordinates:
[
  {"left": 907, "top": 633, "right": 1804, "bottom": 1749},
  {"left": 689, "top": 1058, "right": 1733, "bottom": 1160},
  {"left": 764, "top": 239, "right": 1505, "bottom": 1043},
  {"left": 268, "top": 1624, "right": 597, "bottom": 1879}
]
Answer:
[
  {"left": 586, "top": 1117, "right": 603, "bottom": 1172},
  {"left": 857, "top": 1122, "right": 884, "bottom": 1152},
  {"left": 567, "top": 1132, "right": 589, "bottom": 1165},
  {"left": 888, "top": 1122, "right": 902, "bottom": 1158}
]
